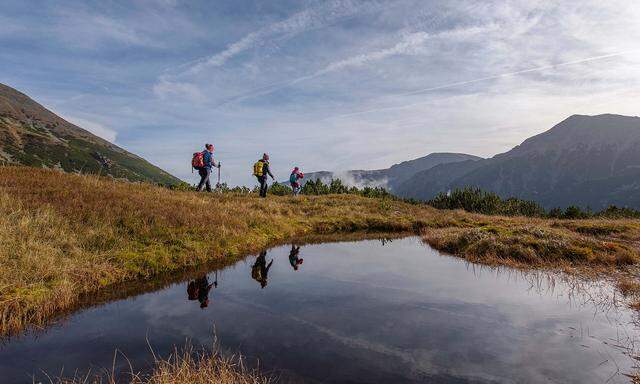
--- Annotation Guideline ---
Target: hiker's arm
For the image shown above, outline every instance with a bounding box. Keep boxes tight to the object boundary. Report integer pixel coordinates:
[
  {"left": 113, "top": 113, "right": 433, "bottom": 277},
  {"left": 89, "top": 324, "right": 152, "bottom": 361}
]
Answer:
[{"left": 266, "top": 164, "right": 275, "bottom": 179}]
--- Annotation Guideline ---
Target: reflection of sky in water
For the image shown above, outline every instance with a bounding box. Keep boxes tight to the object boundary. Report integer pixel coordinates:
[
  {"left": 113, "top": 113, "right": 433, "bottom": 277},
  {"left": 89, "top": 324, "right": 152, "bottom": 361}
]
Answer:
[{"left": 0, "top": 238, "right": 636, "bottom": 383}]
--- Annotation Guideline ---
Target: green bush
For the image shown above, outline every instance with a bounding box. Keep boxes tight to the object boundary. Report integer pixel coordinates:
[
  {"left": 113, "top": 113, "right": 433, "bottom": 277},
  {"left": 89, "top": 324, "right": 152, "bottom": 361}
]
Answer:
[
  {"left": 170, "top": 182, "right": 195, "bottom": 192},
  {"left": 428, "top": 187, "right": 545, "bottom": 217},
  {"left": 597, "top": 205, "right": 640, "bottom": 219},
  {"left": 298, "top": 178, "right": 391, "bottom": 199},
  {"left": 268, "top": 182, "right": 292, "bottom": 196},
  {"left": 429, "top": 187, "right": 640, "bottom": 219},
  {"left": 329, "top": 179, "right": 349, "bottom": 194},
  {"left": 300, "top": 178, "right": 330, "bottom": 195}
]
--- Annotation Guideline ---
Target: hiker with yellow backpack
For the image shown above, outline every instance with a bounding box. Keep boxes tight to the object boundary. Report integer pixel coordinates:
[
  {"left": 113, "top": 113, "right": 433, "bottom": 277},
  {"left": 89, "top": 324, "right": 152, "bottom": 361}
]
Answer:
[{"left": 253, "top": 153, "right": 275, "bottom": 197}]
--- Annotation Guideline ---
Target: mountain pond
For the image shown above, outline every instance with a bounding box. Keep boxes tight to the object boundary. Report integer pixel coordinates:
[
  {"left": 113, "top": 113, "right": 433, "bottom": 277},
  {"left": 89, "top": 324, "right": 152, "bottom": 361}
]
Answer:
[{"left": 1, "top": 237, "right": 638, "bottom": 383}]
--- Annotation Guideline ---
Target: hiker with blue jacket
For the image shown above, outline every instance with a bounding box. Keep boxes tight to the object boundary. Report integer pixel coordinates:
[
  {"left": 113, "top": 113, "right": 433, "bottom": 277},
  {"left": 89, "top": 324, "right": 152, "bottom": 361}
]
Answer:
[
  {"left": 289, "top": 167, "right": 304, "bottom": 196},
  {"left": 193, "top": 144, "right": 220, "bottom": 192}
]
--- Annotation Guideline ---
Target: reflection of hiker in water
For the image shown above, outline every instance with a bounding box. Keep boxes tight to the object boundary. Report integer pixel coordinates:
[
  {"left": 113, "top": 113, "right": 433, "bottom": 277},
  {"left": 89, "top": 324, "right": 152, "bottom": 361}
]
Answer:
[
  {"left": 251, "top": 251, "right": 273, "bottom": 288},
  {"left": 288, "top": 244, "right": 303, "bottom": 271},
  {"left": 187, "top": 273, "right": 218, "bottom": 309},
  {"left": 380, "top": 237, "right": 393, "bottom": 246}
]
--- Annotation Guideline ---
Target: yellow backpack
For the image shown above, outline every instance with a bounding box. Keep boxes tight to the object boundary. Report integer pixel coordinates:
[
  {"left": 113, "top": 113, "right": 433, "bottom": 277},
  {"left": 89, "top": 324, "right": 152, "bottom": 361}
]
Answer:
[{"left": 253, "top": 161, "right": 264, "bottom": 176}]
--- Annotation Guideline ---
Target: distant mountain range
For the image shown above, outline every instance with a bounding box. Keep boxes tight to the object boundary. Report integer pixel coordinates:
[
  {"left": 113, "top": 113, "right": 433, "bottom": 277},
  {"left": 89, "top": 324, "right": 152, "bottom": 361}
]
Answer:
[
  {"left": 301, "top": 153, "right": 482, "bottom": 190},
  {"left": 397, "top": 114, "right": 640, "bottom": 209},
  {"left": 305, "top": 114, "right": 640, "bottom": 210},
  {"left": 0, "top": 83, "right": 179, "bottom": 185}
]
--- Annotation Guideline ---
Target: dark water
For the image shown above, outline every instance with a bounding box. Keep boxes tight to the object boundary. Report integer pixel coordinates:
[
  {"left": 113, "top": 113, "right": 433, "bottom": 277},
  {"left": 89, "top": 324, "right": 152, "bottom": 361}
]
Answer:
[{"left": 1, "top": 237, "right": 638, "bottom": 383}]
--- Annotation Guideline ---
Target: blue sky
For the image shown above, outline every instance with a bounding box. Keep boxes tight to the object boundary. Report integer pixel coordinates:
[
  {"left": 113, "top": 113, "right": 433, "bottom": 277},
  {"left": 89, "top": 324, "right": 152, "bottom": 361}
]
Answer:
[{"left": 1, "top": 0, "right": 639, "bottom": 186}]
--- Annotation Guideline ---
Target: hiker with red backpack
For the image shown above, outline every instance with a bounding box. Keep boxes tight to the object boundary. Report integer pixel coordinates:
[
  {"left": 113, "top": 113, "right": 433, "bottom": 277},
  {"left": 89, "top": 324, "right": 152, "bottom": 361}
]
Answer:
[
  {"left": 253, "top": 153, "right": 275, "bottom": 198},
  {"left": 192, "top": 144, "right": 220, "bottom": 192},
  {"left": 289, "top": 167, "right": 304, "bottom": 196},
  {"left": 186, "top": 273, "right": 218, "bottom": 309}
]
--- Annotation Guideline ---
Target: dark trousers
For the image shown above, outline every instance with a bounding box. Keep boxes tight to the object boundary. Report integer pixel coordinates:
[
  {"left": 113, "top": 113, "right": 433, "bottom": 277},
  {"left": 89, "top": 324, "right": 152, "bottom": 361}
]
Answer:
[
  {"left": 257, "top": 176, "right": 268, "bottom": 197},
  {"left": 197, "top": 168, "right": 212, "bottom": 192}
]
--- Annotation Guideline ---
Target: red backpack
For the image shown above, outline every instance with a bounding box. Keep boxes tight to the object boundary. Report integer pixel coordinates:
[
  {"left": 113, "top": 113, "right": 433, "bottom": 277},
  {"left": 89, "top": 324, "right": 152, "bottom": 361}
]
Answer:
[
  {"left": 192, "top": 151, "right": 205, "bottom": 171},
  {"left": 187, "top": 281, "right": 198, "bottom": 300}
]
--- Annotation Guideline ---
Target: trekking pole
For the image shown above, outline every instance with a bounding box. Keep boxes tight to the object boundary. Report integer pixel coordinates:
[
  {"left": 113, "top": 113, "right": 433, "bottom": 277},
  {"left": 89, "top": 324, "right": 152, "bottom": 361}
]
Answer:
[{"left": 216, "top": 162, "right": 222, "bottom": 189}]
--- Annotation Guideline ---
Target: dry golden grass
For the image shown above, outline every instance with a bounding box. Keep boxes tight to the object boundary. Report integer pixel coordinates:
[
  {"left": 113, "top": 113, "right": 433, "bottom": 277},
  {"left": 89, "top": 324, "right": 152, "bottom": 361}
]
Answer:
[
  {"left": 421, "top": 215, "right": 640, "bottom": 269},
  {"left": 55, "top": 346, "right": 270, "bottom": 384},
  {"left": 619, "top": 278, "right": 640, "bottom": 297},
  {"left": 3, "top": 165, "right": 640, "bottom": 339},
  {"left": 139, "top": 351, "right": 269, "bottom": 384}
]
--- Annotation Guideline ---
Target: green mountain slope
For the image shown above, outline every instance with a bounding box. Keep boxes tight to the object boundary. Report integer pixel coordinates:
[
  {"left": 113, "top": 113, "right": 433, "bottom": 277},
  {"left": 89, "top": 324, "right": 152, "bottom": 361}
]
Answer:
[{"left": 0, "top": 83, "right": 180, "bottom": 185}]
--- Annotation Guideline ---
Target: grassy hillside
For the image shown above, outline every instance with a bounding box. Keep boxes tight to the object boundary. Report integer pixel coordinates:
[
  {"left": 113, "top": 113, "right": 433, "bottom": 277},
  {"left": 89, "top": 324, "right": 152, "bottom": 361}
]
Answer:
[
  {"left": 0, "top": 83, "right": 180, "bottom": 185},
  {"left": 2, "top": 166, "right": 640, "bottom": 338}
]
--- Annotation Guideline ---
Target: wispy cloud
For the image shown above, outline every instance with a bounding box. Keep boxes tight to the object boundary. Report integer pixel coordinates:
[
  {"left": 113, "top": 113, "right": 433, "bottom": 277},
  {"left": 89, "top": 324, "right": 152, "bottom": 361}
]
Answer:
[
  {"left": 329, "top": 50, "right": 636, "bottom": 119},
  {"left": 153, "top": 77, "right": 205, "bottom": 102},
  {"left": 208, "top": 22, "right": 500, "bottom": 107},
  {"left": 210, "top": 31, "right": 435, "bottom": 106},
  {"left": 402, "top": 51, "right": 635, "bottom": 96},
  {"left": 183, "top": 0, "right": 383, "bottom": 74}
]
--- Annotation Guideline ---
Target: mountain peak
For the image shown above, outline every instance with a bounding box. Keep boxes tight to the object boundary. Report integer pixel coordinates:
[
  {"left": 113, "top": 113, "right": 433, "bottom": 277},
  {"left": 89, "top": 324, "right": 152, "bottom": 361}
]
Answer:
[
  {"left": 506, "top": 114, "right": 640, "bottom": 157},
  {"left": 561, "top": 113, "right": 640, "bottom": 124}
]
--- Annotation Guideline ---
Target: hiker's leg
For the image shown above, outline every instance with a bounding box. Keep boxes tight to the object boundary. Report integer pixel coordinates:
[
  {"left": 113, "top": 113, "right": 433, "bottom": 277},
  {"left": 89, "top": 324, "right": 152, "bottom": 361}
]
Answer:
[
  {"left": 260, "top": 177, "right": 268, "bottom": 197},
  {"left": 196, "top": 169, "right": 208, "bottom": 191},
  {"left": 205, "top": 168, "right": 212, "bottom": 192}
]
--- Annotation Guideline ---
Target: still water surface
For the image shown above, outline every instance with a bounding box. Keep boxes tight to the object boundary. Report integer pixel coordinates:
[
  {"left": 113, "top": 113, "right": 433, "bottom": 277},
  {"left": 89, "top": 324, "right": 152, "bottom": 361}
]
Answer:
[{"left": 1, "top": 237, "right": 637, "bottom": 383}]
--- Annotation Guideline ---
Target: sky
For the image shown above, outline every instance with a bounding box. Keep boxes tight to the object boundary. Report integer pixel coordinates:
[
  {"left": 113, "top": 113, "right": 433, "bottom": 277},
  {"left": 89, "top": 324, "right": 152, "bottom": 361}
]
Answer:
[{"left": 1, "top": 0, "right": 639, "bottom": 186}]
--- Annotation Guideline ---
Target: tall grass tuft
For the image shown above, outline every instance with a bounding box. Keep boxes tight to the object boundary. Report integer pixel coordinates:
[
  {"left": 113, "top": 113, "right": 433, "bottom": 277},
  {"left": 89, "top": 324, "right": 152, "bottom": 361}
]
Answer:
[{"left": 54, "top": 345, "right": 270, "bottom": 384}]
